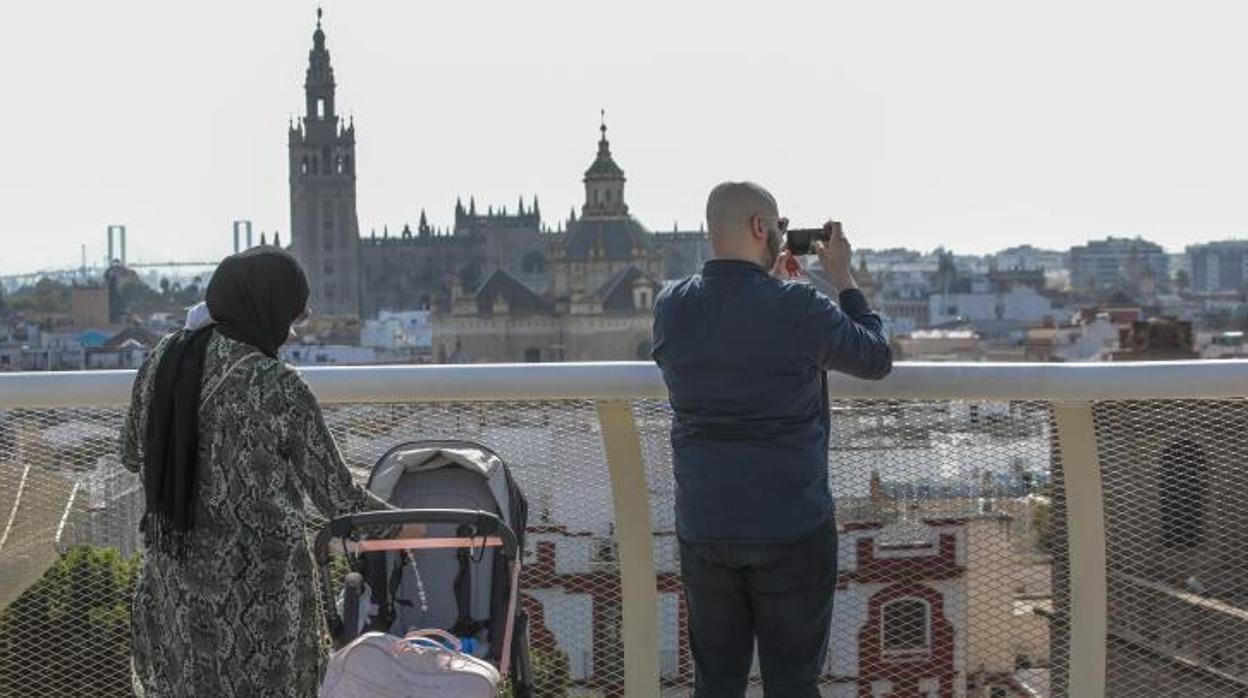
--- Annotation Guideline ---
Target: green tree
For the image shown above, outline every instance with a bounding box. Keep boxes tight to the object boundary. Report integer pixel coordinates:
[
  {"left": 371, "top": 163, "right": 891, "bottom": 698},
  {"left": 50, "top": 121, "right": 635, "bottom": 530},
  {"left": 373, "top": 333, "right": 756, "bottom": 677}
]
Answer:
[
  {"left": 0, "top": 546, "right": 140, "bottom": 696},
  {"left": 8, "top": 278, "right": 72, "bottom": 314},
  {"left": 528, "top": 646, "right": 573, "bottom": 697},
  {"left": 504, "top": 645, "right": 573, "bottom": 698},
  {"left": 1174, "top": 269, "right": 1191, "bottom": 293}
]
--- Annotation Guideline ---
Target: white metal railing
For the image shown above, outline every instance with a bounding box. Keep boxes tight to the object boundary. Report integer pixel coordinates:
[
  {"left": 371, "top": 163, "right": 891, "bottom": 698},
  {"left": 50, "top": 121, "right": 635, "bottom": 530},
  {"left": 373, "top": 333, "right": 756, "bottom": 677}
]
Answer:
[
  {"left": 3, "top": 360, "right": 1248, "bottom": 408},
  {"left": 2, "top": 359, "right": 1247, "bottom": 698}
]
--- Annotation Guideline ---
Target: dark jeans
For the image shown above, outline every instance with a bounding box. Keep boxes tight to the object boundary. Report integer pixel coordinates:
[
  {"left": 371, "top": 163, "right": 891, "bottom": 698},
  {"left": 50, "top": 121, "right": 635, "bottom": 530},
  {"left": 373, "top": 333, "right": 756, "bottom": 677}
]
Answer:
[{"left": 679, "top": 521, "right": 838, "bottom": 698}]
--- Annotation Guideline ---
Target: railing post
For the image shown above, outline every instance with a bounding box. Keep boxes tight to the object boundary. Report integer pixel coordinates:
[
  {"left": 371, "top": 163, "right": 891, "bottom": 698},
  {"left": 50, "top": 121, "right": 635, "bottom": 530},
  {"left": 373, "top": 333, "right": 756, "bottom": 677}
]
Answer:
[
  {"left": 1052, "top": 402, "right": 1107, "bottom": 697},
  {"left": 596, "top": 400, "right": 660, "bottom": 697}
]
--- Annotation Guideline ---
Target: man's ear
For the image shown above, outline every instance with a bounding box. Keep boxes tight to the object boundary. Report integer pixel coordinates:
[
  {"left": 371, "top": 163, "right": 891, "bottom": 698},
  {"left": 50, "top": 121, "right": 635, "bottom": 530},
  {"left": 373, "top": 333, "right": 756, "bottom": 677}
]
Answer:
[{"left": 748, "top": 214, "right": 764, "bottom": 241}]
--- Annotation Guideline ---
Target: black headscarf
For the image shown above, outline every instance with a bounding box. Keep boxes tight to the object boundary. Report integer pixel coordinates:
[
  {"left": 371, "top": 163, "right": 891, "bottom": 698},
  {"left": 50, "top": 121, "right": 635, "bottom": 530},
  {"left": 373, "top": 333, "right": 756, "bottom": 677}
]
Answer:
[
  {"left": 207, "top": 246, "right": 311, "bottom": 359},
  {"left": 142, "top": 248, "right": 309, "bottom": 543}
]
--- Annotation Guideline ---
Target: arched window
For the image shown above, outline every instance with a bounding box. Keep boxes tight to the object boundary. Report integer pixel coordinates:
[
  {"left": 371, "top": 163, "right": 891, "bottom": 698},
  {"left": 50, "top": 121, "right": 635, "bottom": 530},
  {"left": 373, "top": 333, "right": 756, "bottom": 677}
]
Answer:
[
  {"left": 300, "top": 156, "right": 309, "bottom": 175},
  {"left": 1160, "top": 438, "right": 1209, "bottom": 549},
  {"left": 881, "top": 598, "right": 930, "bottom": 653},
  {"left": 317, "top": 98, "right": 326, "bottom": 119},
  {"left": 633, "top": 285, "right": 654, "bottom": 310}
]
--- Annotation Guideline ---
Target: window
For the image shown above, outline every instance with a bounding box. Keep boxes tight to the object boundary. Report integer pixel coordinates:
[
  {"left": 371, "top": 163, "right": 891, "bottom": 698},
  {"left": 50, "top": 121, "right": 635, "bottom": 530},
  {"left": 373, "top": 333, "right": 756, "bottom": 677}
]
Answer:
[
  {"left": 590, "top": 538, "right": 617, "bottom": 567},
  {"left": 300, "top": 156, "right": 308, "bottom": 175},
  {"left": 524, "top": 347, "right": 541, "bottom": 363},
  {"left": 605, "top": 189, "right": 612, "bottom": 202},
  {"left": 317, "top": 98, "right": 326, "bottom": 119},
  {"left": 1160, "top": 438, "right": 1208, "bottom": 548},
  {"left": 324, "top": 265, "right": 334, "bottom": 277},
  {"left": 881, "top": 599, "right": 930, "bottom": 653},
  {"left": 633, "top": 286, "right": 653, "bottom": 310}
]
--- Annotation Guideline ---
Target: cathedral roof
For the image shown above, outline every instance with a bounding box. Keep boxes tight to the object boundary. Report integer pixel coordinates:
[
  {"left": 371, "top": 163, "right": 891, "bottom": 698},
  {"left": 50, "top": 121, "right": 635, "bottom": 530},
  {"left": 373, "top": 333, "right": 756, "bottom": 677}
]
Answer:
[
  {"left": 596, "top": 266, "right": 660, "bottom": 311},
  {"left": 564, "top": 217, "right": 650, "bottom": 262},
  {"left": 473, "top": 268, "right": 552, "bottom": 315}
]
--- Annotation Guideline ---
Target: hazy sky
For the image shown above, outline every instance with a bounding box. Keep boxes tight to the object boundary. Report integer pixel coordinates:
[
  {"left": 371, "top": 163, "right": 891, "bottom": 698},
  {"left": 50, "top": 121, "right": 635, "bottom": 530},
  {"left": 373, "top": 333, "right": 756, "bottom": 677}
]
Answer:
[{"left": 3, "top": 1, "right": 1248, "bottom": 274}]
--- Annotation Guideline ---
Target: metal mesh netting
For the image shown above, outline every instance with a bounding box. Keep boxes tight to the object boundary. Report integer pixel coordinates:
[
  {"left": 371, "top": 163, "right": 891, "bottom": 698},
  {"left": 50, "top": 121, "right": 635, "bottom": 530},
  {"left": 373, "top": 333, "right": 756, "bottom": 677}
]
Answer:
[
  {"left": 0, "top": 407, "right": 138, "bottom": 696},
  {"left": 0, "top": 402, "right": 620, "bottom": 698},
  {"left": 637, "top": 399, "right": 1063, "bottom": 698},
  {"left": 8, "top": 396, "right": 1242, "bottom": 696},
  {"left": 1095, "top": 399, "right": 1248, "bottom": 698}
]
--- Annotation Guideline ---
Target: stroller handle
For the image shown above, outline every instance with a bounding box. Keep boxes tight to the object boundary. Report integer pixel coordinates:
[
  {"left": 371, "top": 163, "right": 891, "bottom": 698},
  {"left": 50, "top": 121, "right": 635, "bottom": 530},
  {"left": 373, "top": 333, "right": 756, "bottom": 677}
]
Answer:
[{"left": 313, "top": 508, "right": 520, "bottom": 566}]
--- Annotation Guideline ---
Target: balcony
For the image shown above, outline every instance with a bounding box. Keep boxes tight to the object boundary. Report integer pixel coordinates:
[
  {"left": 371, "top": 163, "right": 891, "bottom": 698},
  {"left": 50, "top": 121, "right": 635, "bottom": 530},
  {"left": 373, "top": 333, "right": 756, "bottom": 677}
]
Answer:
[{"left": 0, "top": 360, "right": 1245, "bottom": 697}]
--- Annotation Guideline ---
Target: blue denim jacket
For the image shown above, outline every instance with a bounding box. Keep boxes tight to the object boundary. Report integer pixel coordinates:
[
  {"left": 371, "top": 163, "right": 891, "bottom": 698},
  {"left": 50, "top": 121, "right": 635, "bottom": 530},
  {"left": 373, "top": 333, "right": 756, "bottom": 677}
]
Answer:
[{"left": 652, "top": 259, "right": 892, "bottom": 542}]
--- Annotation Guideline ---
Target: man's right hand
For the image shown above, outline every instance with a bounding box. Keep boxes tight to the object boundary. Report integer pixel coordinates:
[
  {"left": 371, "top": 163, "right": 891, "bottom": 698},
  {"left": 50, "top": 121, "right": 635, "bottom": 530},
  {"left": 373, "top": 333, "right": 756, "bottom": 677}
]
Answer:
[{"left": 815, "top": 221, "right": 857, "bottom": 292}]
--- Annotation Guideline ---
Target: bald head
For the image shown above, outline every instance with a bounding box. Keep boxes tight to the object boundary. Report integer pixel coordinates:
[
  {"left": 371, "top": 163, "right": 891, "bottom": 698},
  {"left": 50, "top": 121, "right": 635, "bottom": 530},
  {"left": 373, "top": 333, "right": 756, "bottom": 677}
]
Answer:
[
  {"left": 707, "top": 181, "right": 778, "bottom": 245},
  {"left": 705, "top": 181, "right": 780, "bottom": 263}
]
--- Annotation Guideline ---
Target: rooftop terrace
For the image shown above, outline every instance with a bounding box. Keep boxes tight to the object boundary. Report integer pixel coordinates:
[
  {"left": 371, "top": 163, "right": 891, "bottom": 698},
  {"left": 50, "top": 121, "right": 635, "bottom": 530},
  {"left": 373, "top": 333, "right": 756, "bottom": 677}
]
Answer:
[{"left": 0, "top": 360, "right": 1246, "bottom": 697}]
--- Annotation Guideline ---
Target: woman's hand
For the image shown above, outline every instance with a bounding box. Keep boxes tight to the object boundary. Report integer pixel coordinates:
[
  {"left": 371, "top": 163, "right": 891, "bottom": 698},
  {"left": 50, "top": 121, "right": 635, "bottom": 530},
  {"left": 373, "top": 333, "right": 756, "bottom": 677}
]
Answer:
[{"left": 771, "top": 247, "right": 805, "bottom": 280}]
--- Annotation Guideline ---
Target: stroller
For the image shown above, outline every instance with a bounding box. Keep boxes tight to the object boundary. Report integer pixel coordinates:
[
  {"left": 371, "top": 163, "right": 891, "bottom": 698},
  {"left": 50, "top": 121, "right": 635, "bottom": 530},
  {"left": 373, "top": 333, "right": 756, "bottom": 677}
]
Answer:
[{"left": 313, "top": 440, "right": 533, "bottom": 697}]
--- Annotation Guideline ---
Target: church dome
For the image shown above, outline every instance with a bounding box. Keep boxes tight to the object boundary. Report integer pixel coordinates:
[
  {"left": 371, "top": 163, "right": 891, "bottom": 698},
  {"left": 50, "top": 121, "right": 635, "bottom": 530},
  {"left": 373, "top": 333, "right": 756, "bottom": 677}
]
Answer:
[{"left": 584, "top": 121, "right": 625, "bottom": 180}]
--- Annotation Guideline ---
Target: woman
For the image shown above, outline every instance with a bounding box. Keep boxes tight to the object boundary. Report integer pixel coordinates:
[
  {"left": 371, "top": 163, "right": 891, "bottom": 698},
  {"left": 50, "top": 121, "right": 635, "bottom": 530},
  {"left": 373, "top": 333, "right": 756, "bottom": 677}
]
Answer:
[{"left": 120, "top": 247, "right": 391, "bottom": 697}]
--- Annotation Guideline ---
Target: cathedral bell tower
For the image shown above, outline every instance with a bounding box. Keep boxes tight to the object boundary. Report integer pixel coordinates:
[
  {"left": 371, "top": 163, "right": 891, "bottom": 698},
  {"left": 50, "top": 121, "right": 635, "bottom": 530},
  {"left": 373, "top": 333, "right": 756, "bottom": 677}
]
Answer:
[{"left": 288, "top": 8, "right": 361, "bottom": 318}]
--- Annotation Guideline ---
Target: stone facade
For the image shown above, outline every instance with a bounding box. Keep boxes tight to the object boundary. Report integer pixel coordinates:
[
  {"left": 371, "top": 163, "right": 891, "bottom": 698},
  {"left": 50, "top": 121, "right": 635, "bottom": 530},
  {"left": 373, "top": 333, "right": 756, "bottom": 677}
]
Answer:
[
  {"left": 432, "top": 120, "right": 709, "bottom": 363},
  {"left": 286, "top": 14, "right": 711, "bottom": 360}
]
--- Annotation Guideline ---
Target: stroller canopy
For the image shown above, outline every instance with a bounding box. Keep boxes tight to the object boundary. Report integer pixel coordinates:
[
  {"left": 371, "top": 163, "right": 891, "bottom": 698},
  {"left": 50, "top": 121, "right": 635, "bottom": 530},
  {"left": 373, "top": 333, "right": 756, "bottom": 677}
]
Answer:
[{"left": 368, "top": 443, "right": 515, "bottom": 527}]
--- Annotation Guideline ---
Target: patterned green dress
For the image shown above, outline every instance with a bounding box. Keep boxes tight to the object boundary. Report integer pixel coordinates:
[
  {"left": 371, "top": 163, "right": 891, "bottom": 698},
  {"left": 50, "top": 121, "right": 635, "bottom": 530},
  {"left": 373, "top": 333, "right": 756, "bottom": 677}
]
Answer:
[{"left": 121, "top": 333, "right": 392, "bottom": 697}]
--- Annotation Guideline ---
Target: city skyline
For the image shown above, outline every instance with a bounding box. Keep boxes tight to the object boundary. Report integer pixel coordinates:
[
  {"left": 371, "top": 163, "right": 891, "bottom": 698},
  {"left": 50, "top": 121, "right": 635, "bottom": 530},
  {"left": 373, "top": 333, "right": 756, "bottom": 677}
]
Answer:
[{"left": 5, "top": 1, "right": 1248, "bottom": 275}]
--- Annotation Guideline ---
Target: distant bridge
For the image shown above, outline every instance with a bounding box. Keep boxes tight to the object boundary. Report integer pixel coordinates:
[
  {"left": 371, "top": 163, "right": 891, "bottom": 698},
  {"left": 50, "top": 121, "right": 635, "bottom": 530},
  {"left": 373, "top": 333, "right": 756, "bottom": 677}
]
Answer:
[
  {"left": 0, "top": 260, "right": 221, "bottom": 290},
  {"left": 2, "top": 220, "right": 258, "bottom": 289}
]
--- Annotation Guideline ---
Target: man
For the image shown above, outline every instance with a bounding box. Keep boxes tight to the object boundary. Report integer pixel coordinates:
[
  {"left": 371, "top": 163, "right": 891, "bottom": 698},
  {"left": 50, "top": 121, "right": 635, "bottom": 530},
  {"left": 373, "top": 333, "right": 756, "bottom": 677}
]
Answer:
[{"left": 651, "top": 181, "right": 891, "bottom": 697}]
